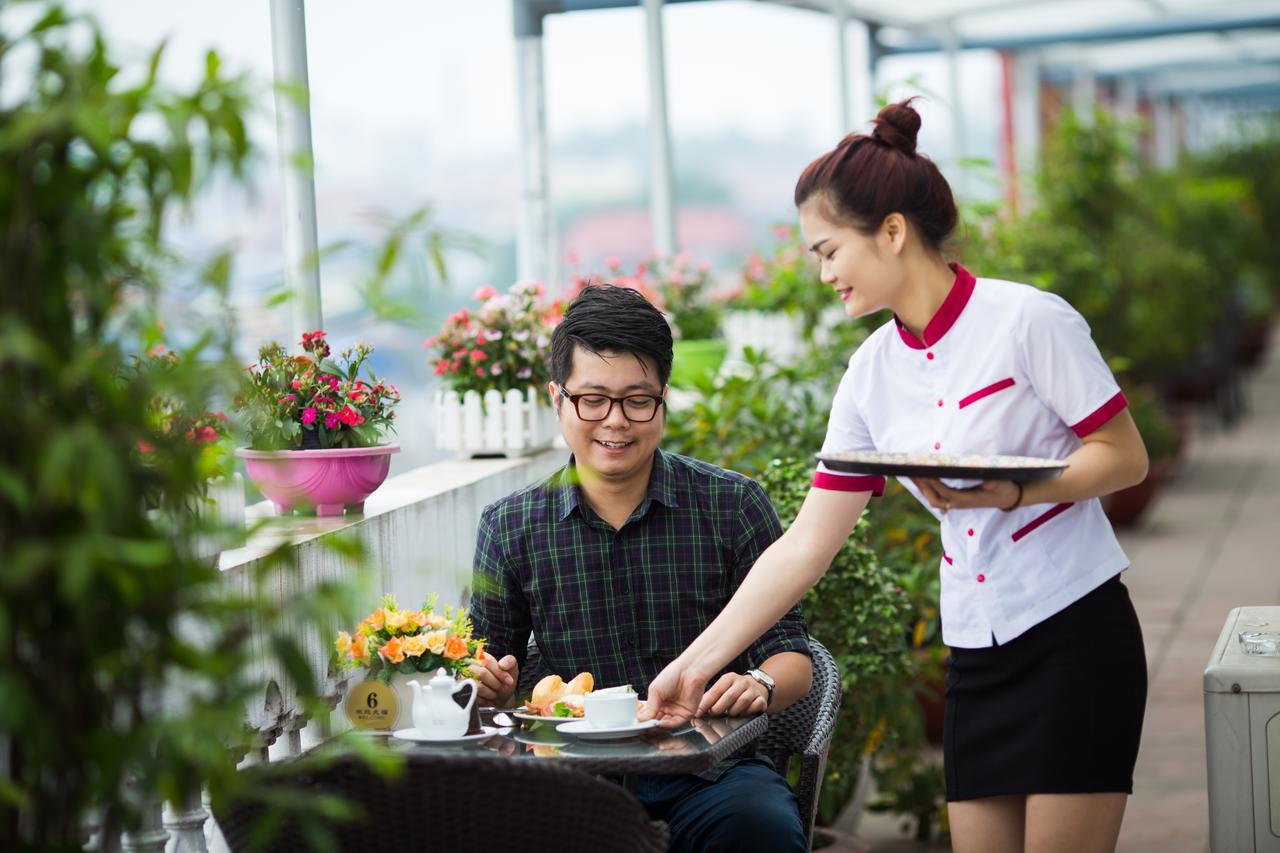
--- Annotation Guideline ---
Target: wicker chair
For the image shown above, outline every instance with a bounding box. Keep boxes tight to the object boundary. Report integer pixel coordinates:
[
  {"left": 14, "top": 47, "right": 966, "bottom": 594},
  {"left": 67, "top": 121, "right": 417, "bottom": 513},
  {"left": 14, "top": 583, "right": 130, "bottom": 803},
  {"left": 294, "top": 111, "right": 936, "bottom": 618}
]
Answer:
[
  {"left": 516, "top": 636, "right": 841, "bottom": 848},
  {"left": 756, "top": 637, "right": 842, "bottom": 848},
  {"left": 214, "top": 750, "right": 668, "bottom": 853}
]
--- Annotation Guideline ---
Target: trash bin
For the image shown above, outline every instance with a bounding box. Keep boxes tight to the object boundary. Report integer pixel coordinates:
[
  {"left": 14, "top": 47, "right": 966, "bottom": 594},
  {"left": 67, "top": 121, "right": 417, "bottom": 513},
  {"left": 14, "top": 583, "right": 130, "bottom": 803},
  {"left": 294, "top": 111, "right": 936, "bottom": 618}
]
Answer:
[{"left": 1204, "top": 606, "right": 1280, "bottom": 852}]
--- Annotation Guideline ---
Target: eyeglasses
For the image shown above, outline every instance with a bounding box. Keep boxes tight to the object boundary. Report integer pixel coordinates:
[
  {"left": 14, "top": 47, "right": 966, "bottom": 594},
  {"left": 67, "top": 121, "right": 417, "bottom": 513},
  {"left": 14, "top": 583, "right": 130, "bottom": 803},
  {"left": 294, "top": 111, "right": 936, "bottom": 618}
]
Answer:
[{"left": 558, "top": 385, "right": 665, "bottom": 423}]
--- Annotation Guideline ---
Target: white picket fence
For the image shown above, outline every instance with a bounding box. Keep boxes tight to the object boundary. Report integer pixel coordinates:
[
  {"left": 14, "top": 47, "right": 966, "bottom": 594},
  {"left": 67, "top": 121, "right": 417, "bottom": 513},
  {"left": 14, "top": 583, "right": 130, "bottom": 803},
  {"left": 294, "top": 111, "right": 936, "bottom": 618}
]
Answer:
[
  {"left": 723, "top": 307, "right": 850, "bottom": 367},
  {"left": 433, "top": 387, "right": 557, "bottom": 458}
]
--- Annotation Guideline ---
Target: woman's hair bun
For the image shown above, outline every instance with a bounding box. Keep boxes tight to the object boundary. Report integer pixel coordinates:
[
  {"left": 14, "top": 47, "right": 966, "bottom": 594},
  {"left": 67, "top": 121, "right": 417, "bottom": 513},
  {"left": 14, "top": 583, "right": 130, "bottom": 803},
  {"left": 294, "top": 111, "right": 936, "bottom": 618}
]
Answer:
[{"left": 871, "top": 98, "right": 922, "bottom": 156}]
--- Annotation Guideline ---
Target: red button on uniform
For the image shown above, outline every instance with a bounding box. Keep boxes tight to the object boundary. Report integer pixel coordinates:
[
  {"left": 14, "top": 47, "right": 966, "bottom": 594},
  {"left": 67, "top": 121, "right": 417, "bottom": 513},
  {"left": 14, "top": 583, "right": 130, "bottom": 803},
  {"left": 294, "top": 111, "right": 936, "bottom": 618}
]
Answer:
[
  {"left": 926, "top": 352, "right": 935, "bottom": 360},
  {"left": 934, "top": 442, "right": 941, "bottom": 450},
  {"left": 976, "top": 574, "right": 986, "bottom": 583},
  {"left": 937, "top": 400, "right": 944, "bottom": 407},
  {"left": 967, "top": 528, "right": 974, "bottom": 536}
]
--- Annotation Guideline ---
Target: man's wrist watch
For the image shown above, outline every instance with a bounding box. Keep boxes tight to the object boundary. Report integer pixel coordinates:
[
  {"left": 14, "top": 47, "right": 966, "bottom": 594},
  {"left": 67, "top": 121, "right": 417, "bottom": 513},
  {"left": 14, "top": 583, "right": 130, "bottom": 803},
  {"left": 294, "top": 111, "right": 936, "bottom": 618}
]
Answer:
[{"left": 747, "top": 669, "right": 775, "bottom": 706}]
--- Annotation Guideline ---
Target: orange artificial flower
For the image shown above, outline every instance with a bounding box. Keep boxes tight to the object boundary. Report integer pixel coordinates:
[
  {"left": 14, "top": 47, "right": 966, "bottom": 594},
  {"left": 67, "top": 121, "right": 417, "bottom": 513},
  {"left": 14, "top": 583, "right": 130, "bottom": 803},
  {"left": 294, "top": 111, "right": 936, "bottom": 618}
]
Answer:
[
  {"left": 350, "top": 633, "right": 370, "bottom": 665},
  {"left": 425, "top": 613, "right": 449, "bottom": 629},
  {"left": 379, "top": 636, "right": 406, "bottom": 665},
  {"left": 401, "top": 634, "right": 428, "bottom": 657},
  {"left": 443, "top": 635, "right": 468, "bottom": 661},
  {"left": 424, "top": 630, "right": 447, "bottom": 655},
  {"left": 472, "top": 642, "right": 486, "bottom": 662},
  {"left": 384, "top": 608, "right": 411, "bottom": 633},
  {"left": 359, "top": 608, "right": 386, "bottom": 634}
]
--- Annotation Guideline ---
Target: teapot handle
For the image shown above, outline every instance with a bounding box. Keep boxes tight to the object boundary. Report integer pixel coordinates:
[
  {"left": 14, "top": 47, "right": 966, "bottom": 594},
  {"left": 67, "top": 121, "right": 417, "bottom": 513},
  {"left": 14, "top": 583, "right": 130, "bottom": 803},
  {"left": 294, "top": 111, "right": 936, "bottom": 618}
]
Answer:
[{"left": 453, "top": 677, "right": 479, "bottom": 715}]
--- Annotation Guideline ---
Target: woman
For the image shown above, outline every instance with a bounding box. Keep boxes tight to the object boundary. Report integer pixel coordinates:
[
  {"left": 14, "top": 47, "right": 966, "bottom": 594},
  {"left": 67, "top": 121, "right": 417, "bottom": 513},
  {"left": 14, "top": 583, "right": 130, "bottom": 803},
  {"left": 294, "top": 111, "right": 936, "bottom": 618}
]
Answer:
[{"left": 643, "top": 100, "right": 1149, "bottom": 853}]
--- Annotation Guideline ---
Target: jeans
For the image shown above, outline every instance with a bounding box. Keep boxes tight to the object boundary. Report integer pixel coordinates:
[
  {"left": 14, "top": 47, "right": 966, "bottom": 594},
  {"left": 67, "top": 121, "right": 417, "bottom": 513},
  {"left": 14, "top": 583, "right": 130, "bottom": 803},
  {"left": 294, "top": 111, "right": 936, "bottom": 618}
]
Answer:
[{"left": 628, "top": 758, "right": 808, "bottom": 853}]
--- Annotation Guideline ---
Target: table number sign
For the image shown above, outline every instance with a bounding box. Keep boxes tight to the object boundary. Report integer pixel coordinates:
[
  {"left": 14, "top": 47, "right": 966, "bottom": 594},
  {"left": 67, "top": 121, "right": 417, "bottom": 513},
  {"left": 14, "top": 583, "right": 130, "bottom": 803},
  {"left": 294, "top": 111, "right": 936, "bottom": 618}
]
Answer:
[{"left": 344, "top": 679, "right": 399, "bottom": 730}]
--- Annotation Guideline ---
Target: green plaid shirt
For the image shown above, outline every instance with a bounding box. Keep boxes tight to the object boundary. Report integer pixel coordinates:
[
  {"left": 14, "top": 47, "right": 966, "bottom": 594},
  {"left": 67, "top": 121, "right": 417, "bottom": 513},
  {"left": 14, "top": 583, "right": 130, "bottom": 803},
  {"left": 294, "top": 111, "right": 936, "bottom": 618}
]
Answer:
[{"left": 469, "top": 448, "right": 809, "bottom": 697}]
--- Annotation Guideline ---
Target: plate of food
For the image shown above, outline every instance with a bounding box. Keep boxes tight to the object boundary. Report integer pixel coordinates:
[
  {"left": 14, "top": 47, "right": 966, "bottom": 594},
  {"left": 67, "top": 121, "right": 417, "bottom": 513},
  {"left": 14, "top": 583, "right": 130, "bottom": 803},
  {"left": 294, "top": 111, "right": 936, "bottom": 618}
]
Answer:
[
  {"left": 816, "top": 450, "right": 1068, "bottom": 483},
  {"left": 513, "top": 672, "right": 594, "bottom": 726}
]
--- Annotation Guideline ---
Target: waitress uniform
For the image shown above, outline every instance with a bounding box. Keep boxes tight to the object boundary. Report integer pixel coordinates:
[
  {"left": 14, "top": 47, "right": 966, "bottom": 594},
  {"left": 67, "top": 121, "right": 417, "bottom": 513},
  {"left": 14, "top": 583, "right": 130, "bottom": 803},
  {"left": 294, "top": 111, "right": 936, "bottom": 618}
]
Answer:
[{"left": 814, "top": 263, "right": 1147, "bottom": 801}]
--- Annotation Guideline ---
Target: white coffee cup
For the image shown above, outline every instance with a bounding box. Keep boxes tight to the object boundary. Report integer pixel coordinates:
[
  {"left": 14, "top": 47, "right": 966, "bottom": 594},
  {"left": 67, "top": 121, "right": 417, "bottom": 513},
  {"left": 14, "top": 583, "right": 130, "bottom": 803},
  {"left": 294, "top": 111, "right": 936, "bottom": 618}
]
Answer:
[{"left": 584, "top": 690, "right": 639, "bottom": 728}]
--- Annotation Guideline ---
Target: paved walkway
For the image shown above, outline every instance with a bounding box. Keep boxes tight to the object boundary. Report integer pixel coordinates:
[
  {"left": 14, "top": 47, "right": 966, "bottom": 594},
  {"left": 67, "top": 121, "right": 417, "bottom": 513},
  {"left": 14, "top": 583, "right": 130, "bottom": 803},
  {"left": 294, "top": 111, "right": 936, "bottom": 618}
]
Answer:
[{"left": 844, "top": 334, "right": 1280, "bottom": 851}]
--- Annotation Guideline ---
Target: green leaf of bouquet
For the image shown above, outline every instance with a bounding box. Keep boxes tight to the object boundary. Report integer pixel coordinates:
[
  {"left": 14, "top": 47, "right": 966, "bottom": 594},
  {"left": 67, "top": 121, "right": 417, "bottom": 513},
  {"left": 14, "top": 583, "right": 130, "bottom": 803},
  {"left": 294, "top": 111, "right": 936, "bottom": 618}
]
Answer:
[{"left": 396, "top": 660, "right": 416, "bottom": 675}]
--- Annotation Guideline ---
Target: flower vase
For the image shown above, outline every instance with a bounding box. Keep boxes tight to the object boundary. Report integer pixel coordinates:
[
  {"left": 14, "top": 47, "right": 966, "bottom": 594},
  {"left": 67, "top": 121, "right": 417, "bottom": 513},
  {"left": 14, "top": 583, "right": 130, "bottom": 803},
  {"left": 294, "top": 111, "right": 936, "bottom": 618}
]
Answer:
[
  {"left": 236, "top": 444, "right": 399, "bottom": 516},
  {"left": 669, "top": 338, "right": 728, "bottom": 389}
]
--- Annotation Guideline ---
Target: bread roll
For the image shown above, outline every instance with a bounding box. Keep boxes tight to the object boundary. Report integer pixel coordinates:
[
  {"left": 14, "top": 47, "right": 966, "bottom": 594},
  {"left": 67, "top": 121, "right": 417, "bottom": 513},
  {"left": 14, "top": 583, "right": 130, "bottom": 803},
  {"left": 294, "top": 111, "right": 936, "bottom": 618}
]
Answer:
[
  {"left": 565, "top": 672, "right": 594, "bottom": 696},
  {"left": 530, "top": 674, "right": 565, "bottom": 709}
]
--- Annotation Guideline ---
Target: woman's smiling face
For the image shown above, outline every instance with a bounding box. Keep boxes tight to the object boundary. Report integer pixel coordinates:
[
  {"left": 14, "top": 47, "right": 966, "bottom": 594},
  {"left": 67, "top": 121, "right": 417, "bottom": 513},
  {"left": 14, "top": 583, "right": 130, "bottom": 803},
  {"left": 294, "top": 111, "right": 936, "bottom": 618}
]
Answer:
[{"left": 799, "top": 199, "right": 902, "bottom": 320}]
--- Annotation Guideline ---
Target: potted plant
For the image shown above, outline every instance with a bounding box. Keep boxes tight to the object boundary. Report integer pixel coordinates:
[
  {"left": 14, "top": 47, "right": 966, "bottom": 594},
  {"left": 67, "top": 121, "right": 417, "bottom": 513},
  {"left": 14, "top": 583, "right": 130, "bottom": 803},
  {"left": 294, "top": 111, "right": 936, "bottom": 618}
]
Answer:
[
  {"left": 724, "top": 224, "right": 836, "bottom": 364},
  {"left": 583, "top": 254, "right": 725, "bottom": 388},
  {"left": 133, "top": 346, "right": 246, "bottom": 558},
  {"left": 234, "top": 330, "right": 401, "bottom": 516},
  {"left": 334, "top": 594, "right": 487, "bottom": 732},
  {"left": 426, "top": 282, "right": 562, "bottom": 457},
  {"left": 1103, "top": 384, "right": 1180, "bottom": 528}
]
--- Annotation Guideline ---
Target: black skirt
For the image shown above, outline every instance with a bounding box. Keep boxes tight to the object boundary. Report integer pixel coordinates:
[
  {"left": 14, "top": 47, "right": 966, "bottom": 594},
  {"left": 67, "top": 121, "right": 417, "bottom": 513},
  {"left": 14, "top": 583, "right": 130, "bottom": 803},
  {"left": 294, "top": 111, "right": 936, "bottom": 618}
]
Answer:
[{"left": 943, "top": 575, "right": 1147, "bottom": 802}]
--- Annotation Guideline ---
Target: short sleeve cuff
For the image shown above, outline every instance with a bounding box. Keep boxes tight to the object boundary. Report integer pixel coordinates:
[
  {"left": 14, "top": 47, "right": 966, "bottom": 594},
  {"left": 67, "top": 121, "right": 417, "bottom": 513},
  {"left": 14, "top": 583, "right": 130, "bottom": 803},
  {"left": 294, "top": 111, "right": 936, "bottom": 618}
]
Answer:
[
  {"left": 748, "top": 633, "right": 812, "bottom": 667},
  {"left": 1070, "top": 391, "right": 1128, "bottom": 438},
  {"left": 813, "top": 469, "right": 886, "bottom": 496}
]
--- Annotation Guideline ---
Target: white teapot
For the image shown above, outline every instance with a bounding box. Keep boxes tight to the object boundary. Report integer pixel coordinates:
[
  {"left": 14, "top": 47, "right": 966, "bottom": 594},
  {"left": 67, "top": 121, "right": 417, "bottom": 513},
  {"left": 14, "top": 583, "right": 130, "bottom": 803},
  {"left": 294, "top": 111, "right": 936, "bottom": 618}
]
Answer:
[{"left": 407, "top": 668, "right": 478, "bottom": 738}]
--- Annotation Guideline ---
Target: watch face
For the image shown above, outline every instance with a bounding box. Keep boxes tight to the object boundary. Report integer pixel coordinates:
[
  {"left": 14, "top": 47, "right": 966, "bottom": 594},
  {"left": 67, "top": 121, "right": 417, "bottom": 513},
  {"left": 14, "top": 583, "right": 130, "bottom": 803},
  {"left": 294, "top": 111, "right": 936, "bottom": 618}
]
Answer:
[{"left": 751, "top": 669, "right": 774, "bottom": 688}]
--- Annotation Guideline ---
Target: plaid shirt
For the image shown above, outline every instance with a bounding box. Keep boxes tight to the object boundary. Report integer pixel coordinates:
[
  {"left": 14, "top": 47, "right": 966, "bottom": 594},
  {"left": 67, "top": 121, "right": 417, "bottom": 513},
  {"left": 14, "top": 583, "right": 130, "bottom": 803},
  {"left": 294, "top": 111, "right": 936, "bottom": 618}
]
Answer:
[{"left": 469, "top": 449, "right": 810, "bottom": 697}]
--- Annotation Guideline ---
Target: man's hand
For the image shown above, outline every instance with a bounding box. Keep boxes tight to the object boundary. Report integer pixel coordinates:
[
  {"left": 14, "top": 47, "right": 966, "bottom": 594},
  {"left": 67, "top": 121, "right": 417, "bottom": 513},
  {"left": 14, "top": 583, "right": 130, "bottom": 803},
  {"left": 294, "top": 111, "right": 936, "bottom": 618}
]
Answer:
[
  {"left": 698, "top": 672, "right": 768, "bottom": 717},
  {"left": 640, "top": 661, "right": 707, "bottom": 728},
  {"left": 472, "top": 651, "right": 518, "bottom": 706}
]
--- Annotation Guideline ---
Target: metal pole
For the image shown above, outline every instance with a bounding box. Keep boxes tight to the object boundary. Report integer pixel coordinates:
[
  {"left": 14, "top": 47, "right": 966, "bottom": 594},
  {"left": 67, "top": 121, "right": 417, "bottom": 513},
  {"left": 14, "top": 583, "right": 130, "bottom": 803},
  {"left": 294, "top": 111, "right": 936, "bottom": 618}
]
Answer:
[
  {"left": 833, "top": 0, "right": 851, "bottom": 133},
  {"left": 1072, "top": 64, "right": 1097, "bottom": 124},
  {"left": 514, "top": 3, "right": 555, "bottom": 286},
  {"left": 1152, "top": 93, "right": 1176, "bottom": 168},
  {"left": 643, "top": 0, "right": 677, "bottom": 258},
  {"left": 943, "top": 21, "right": 965, "bottom": 195},
  {"left": 1116, "top": 74, "right": 1139, "bottom": 124},
  {"left": 268, "top": 0, "right": 323, "bottom": 339},
  {"left": 1011, "top": 50, "right": 1041, "bottom": 208}
]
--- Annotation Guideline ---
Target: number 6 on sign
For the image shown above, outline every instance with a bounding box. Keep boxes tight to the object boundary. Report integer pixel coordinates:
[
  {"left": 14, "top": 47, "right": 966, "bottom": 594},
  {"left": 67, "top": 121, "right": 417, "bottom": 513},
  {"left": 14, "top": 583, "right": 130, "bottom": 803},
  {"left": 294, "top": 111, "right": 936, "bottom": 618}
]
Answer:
[{"left": 344, "top": 679, "right": 398, "bottom": 731}]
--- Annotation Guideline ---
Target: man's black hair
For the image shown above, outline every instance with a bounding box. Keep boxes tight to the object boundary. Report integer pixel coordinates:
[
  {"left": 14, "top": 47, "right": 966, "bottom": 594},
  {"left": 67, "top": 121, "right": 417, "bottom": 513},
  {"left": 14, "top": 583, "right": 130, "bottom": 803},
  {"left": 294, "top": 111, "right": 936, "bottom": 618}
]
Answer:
[{"left": 548, "top": 284, "right": 673, "bottom": 388}]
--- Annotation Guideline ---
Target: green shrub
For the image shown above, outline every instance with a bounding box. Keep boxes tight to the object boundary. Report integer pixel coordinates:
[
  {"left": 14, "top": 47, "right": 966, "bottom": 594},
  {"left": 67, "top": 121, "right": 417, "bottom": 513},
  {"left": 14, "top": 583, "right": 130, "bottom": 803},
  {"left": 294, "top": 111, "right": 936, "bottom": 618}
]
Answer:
[{"left": 757, "top": 458, "right": 915, "bottom": 824}]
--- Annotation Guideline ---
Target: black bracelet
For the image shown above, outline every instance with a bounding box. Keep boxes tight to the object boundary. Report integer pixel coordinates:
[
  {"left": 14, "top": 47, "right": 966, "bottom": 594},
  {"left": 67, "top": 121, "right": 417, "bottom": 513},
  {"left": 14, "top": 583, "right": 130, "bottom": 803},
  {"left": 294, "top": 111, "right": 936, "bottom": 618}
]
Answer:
[{"left": 1002, "top": 481, "right": 1024, "bottom": 512}]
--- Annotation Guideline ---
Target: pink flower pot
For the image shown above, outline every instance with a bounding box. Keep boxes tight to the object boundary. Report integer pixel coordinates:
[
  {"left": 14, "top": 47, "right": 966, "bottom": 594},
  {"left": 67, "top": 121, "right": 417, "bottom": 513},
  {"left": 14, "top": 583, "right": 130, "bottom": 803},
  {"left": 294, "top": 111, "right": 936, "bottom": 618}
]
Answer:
[{"left": 236, "top": 445, "right": 400, "bottom": 517}]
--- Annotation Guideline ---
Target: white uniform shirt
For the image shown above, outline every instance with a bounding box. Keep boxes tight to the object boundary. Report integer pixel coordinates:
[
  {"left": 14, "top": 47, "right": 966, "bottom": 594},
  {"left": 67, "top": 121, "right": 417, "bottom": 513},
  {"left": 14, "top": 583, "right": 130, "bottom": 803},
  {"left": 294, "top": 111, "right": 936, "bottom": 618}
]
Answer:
[{"left": 814, "top": 264, "right": 1130, "bottom": 649}]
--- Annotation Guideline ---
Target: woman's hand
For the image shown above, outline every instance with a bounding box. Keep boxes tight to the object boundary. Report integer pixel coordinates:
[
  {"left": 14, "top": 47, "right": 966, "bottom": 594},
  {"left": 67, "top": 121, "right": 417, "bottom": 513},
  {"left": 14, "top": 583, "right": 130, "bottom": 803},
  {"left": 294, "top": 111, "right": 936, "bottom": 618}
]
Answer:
[
  {"left": 911, "top": 478, "right": 1020, "bottom": 513},
  {"left": 640, "top": 661, "right": 709, "bottom": 729}
]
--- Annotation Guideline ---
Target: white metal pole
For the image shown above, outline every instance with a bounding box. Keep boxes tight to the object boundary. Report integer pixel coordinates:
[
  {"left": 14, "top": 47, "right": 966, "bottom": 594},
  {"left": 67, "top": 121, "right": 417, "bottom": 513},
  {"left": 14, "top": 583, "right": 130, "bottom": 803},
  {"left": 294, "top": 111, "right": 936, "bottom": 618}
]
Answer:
[
  {"left": 1153, "top": 93, "right": 1176, "bottom": 168},
  {"left": 268, "top": 0, "right": 323, "bottom": 339},
  {"left": 833, "top": 0, "right": 851, "bottom": 133},
  {"left": 1072, "top": 65, "right": 1097, "bottom": 124},
  {"left": 943, "top": 22, "right": 965, "bottom": 195},
  {"left": 515, "top": 32, "right": 555, "bottom": 287},
  {"left": 643, "top": 0, "right": 677, "bottom": 259},
  {"left": 1116, "top": 75, "right": 1139, "bottom": 124},
  {"left": 1012, "top": 50, "right": 1041, "bottom": 207}
]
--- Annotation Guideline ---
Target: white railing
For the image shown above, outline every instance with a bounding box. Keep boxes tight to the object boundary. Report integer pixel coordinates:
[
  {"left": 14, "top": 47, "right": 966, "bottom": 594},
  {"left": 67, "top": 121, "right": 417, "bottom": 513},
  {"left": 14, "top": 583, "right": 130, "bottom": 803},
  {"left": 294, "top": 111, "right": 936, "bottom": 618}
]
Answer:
[
  {"left": 116, "top": 448, "right": 565, "bottom": 852},
  {"left": 433, "top": 387, "right": 558, "bottom": 458}
]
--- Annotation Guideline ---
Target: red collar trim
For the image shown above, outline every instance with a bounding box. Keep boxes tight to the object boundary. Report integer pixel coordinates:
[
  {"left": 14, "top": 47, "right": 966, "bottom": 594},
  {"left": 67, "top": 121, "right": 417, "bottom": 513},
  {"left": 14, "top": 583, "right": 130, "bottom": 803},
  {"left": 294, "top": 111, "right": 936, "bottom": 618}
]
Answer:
[{"left": 894, "top": 263, "right": 976, "bottom": 350}]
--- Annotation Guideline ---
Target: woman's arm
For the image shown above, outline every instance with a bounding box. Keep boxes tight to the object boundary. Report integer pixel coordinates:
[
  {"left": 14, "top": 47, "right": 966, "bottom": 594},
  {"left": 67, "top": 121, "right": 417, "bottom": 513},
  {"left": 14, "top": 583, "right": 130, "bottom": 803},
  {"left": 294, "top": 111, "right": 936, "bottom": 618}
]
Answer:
[
  {"left": 913, "top": 409, "right": 1149, "bottom": 512},
  {"left": 642, "top": 486, "right": 872, "bottom": 725}
]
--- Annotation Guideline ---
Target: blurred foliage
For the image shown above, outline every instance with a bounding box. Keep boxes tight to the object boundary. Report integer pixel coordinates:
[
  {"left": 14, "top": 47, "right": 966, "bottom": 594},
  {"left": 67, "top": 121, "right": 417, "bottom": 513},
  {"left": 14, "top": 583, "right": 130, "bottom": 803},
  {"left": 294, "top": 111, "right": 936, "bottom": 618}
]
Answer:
[
  {"left": 0, "top": 7, "right": 372, "bottom": 848},
  {"left": 728, "top": 223, "right": 833, "bottom": 337}
]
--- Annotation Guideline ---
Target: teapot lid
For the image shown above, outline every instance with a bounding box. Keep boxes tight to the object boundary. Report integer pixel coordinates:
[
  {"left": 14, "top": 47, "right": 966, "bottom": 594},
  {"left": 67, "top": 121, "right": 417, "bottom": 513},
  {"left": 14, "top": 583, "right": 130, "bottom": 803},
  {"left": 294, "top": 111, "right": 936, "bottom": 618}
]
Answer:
[{"left": 428, "top": 667, "right": 455, "bottom": 688}]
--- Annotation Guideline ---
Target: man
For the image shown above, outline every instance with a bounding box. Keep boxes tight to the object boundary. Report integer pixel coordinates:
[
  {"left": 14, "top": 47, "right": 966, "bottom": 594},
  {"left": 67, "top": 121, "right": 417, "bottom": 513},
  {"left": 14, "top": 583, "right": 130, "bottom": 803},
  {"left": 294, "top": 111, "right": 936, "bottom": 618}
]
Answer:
[{"left": 468, "top": 284, "right": 812, "bottom": 853}]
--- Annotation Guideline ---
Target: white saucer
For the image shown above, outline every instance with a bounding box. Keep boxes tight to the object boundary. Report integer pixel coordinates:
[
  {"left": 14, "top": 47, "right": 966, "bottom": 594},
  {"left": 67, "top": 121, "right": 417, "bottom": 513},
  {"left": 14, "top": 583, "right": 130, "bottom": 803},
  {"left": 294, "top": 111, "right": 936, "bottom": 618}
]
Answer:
[
  {"left": 558, "top": 719, "right": 658, "bottom": 740},
  {"left": 391, "top": 725, "right": 502, "bottom": 745}
]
